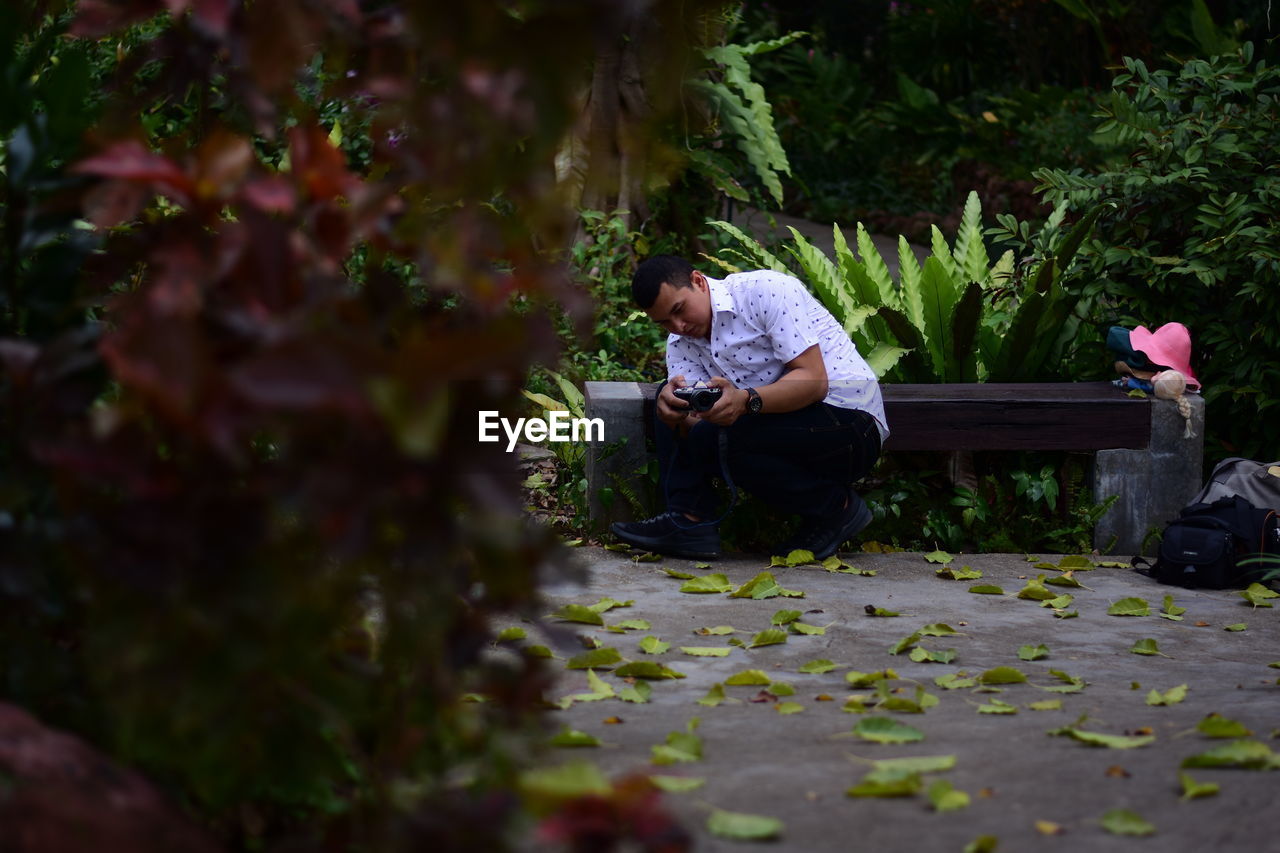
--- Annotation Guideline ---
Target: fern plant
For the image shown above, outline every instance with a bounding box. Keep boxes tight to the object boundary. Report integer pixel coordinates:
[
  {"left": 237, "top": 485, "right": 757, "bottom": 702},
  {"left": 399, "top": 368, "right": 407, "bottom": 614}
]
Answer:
[
  {"left": 690, "top": 31, "right": 803, "bottom": 207},
  {"left": 707, "top": 190, "right": 1104, "bottom": 383}
]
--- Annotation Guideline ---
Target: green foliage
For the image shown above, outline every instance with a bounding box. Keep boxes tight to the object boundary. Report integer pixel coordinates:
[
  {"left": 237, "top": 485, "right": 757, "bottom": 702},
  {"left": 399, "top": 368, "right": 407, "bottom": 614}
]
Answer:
[
  {"left": 691, "top": 31, "right": 803, "bottom": 207},
  {"left": 1, "top": 2, "right": 711, "bottom": 849},
  {"left": 865, "top": 454, "right": 1115, "bottom": 554},
  {"left": 1035, "top": 44, "right": 1280, "bottom": 458},
  {"left": 710, "top": 191, "right": 1103, "bottom": 382}
]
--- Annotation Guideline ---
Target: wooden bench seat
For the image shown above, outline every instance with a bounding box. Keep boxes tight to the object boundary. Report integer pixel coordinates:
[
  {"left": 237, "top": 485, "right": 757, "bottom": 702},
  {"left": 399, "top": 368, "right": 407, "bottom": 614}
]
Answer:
[{"left": 584, "top": 381, "right": 1204, "bottom": 555}]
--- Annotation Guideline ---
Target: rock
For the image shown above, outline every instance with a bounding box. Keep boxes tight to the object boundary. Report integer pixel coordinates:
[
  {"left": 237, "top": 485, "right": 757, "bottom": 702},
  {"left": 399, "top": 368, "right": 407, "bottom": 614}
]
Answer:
[{"left": 0, "top": 702, "right": 223, "bottom": 853}]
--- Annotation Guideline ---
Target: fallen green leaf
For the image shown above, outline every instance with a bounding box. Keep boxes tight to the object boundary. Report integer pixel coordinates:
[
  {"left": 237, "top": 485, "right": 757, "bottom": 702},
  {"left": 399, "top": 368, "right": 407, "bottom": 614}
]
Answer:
[
  {"left": 618, "top": 681, "right": 652, "bottom": 703},
  {"left": 695, "top": 625, "right": 735, "bottom": 635},
  {"left": 1146, "top": 684, "right": 1188, "bottom": 706},
  {"left": 846, "top": 669, "right": 897, "bottom": 688},
  {"left": 768, "top": 682, "right": 795, "bottom": 696},
  {"left": 852, "top": 716, "right": 925, "bottom": 744},
  {"left": 1044, "top": 572, "right": 1084, "bottom": 588},
  {"left": 587, "top": 597, "right": 634, "bottom": 613},
  {"left": 920, "top": 623, "right": 959, "bottom": 637},
  {"left": 865, "top": 605, "right": 901, "bottom": 617},
  {"left": 927, "top": 779, "right": 970, "bottom": 812},
  {"left": 1160, "top": 595, "right": 1187, "bottom": 621},
  {"left": 730, "top": 571, "right": 804, "bottom": 599},
  {"left": 566, "top": 648, "right": 623, "bottom": 670},
  {"left": 526, "top": 644, "right": 554, "bottom": 659},
  {"left": 1107, "top": 597, "right": 1150, "bottom": 616},
  {"left": 632, "top": 552, "right": 663, "bottom": 563},
  {"left": 1240, "top": 582, "right": 1279, "bottom": 608},
  {"left": 1130, "top": 638, "right": 1167, "bottom": 656},
  {"left": 1018, "top": 644, "right": 1049, "bottom": 661},
  {"left": 496, "top": 626, "right": 526, "bottom": 642},
  {"left": 771, "top": 549, "right": 817, "bottom": 567},
  {"left": 1058, "top": 555, "right": 1095, "bottom": 570},
  {"left": 1028, "top": 699, "right": 1063, "bottom": 711},
  {"left": 612, "top": 619, "right": 651, "bottom": 631},
  {"left": 650, "top": 719, "right": 701, "bottom": 765},
  {"left": 799, "top": 659, "right": 839, "bottom": 674},
  {"left": 936, "top": 565, "right": 983, "bottom": 580},
  {"left": 909, "top": 646, "right": 957, "bottom": 664},
  {"left": 776, "top": 701, "right": 805, "bottom": 715},
  {"left": 551, "top": 604, "right": 605, "bottom": 625},
  {"left": 706, "top": 809, "right": 784, "bottom": 841},
  {"left": 1182, "top": 739, "right": 1277, "bottom": 769},
  {"left": 790, "top": 621, "right": 826, "bottom": 636},
  {"left": 638, "top": 636, "right": 670, "bottom": 655},
  {"left": 614, "top": 661, "right": 685, "bottom": 680},
  {"left": 888, "top": 632, "right": 922, "bottom": 655},
  {"left": 649, "top": 775, "right": 705, "bottom": 793},
  {"left": 977, "top": 699, "right": 1018, "bottom": 714},
  {"left": 866, "top": 754, "right": 957, "bottom": 781},
  {"left": 1179, "top": 772, "right": 1220, "bottom": 800},
  {"left": 1016, "top": 576, "right": 1056, "bottom": 601},
  {"left": 1224, "top": 623, "right": 1247, "bottom": 632},
  {"left": 679, "top": 573, "right": 732, "bottom": 594},
  {"left": 935, "top": 672, "right": 978, "bottom": 690},
  {"left": 771, "top": 609, "right": 802, "bottom": 625},
  {"left": 519, "top": 761, "right": 610, "bottom": 800},
  {"left": 662, "top": 568, "right": 696, "bottom": 579},
  {"left": 549, "top": 726, "right": 601, "bottom": 747},
  {"left": 924, "top": 550, "right": 953, "bottom": 564},
  {"left": 846, "top": 774, "right": 923, "bottom": 797},
  {"left": 748, "top": 628, "right": 788, "bottom": 649},
  {"left": 681, "top": 646, "right": 731, "bottom": 657},
  {"left": 1101, "top": 808, "right": 1155, "bottom": 836},
  {"left": 1052, "top": 727, "right": 1154, "bottom": 749},
  {"left": 969, "top": 584, "right": 1004, "bottom": 595},
  {"left": 979, "top": 667, "right": 1027, "bottom": 685},
  {"left": 1197, "top": 714, "right": 1252, "bottom": 738},
  {"left": 963, "top": 835, "right": 999, "bottom": 853},
  {"left": 725, "top": 669, "right": 771, "bottom": 686},
  {"left": 1042, "top": 593, "right": 1075, "bottom": 609},
  {"left": 696, "top": 683, "right": 729, "bottom": 707}
]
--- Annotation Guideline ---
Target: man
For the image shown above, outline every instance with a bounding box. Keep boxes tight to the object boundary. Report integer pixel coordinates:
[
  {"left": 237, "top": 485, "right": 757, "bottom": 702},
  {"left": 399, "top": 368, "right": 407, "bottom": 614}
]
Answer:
[{"left": 610, "top": 255, "right": 888, "bottom": 560}]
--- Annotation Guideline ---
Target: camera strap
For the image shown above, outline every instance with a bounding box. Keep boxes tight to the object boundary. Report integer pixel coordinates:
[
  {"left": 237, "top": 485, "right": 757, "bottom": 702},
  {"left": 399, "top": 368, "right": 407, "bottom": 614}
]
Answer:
[{"left": 666, "top": 426, "right": 738, "bottom": 530}]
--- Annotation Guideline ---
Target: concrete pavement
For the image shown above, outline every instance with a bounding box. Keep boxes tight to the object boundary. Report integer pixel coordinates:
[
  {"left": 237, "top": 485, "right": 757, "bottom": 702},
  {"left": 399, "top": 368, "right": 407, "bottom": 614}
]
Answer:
[{"left": 518, "top": 546, "right": 1280, "bottom": 851}]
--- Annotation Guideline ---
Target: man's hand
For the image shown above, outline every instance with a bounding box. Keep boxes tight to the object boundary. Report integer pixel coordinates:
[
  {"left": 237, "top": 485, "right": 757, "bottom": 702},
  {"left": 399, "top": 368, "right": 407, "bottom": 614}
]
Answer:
[
  {"left": 656, "top": 375, "right": 692, "bottom": 429},
  {"left": 694, "top": 376, "right": 748, "bottom": 426}
]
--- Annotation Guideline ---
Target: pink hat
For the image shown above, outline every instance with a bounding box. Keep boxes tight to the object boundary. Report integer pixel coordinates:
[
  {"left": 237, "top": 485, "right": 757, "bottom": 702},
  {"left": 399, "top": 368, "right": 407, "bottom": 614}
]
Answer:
[{"left": 1129, "top": 323, "right": 1199, "bottom": 389}]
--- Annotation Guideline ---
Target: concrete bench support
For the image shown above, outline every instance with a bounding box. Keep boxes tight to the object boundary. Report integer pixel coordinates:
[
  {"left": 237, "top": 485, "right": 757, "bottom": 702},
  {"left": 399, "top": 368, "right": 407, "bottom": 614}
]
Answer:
[
  {"left": 1093, "top": 394, "right": 1204, "bottom": 554},
  {"left": 583, "top": 380, "right": 1205, "bottom": 555}
]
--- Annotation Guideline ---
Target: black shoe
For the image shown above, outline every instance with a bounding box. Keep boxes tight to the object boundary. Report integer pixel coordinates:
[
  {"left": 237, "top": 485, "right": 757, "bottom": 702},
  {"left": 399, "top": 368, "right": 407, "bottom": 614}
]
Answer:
[
  {"left": 791, "top": 491, "right": 873, "bottom": 560},
  {"left": 610, "top": 512, "right": 721, "bottom": 560}
]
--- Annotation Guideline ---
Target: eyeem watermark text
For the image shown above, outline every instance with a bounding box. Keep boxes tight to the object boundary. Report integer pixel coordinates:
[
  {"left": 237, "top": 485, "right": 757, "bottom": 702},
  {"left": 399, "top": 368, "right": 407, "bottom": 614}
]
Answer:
[{"left": 478, "top": 411, "right": 604, "bottom": 452}]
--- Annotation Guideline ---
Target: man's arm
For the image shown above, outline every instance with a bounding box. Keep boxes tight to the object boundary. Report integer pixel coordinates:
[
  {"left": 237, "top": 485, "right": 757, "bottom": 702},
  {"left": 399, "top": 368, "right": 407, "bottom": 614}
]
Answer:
[{"left": 698, "top": 344, "right": 828, "bottom": 426}]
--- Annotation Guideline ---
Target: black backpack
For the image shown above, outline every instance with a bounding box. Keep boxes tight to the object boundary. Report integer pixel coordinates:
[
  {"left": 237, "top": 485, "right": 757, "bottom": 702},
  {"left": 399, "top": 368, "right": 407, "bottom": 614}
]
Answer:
[{"left": 1152, "top": 495, "right": 1280, "bottom": 589}]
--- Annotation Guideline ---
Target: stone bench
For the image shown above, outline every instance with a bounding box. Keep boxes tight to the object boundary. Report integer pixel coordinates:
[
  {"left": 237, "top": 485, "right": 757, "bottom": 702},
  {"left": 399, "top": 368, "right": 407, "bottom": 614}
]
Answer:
[{"left": 583, "top": 381, "right": 1205, "bottom": 555}]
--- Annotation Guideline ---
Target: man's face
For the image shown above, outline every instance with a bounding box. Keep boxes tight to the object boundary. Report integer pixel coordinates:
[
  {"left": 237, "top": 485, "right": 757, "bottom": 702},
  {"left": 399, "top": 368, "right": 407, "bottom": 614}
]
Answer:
[{"left": 644, "top": 272, "right": 712, "bottom": 340}]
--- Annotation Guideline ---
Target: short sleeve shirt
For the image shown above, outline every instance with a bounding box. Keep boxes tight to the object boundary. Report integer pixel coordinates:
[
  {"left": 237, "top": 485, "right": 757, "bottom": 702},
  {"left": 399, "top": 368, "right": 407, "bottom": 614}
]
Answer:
[{"left": 666, "top": 270, "right": 889, "bottom": 442}]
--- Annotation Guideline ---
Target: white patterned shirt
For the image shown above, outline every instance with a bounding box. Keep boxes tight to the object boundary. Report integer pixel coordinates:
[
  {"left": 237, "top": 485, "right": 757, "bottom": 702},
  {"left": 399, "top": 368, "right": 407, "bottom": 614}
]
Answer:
[{"left": 666, "top": 270, "right": 889, "bottom": 441}]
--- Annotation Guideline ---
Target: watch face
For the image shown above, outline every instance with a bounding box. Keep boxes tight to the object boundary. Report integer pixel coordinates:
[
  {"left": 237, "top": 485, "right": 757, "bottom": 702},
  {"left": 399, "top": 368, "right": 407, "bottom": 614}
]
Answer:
[{"left": 748, "top": 390, "right": 763, "bottom": 414}]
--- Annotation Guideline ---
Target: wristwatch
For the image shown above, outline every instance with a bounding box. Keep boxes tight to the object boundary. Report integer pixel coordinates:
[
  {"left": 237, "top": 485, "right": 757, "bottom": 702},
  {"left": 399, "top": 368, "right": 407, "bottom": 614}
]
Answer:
[{"left": 745, "top": 387, "right": 763, "bottom": 415}]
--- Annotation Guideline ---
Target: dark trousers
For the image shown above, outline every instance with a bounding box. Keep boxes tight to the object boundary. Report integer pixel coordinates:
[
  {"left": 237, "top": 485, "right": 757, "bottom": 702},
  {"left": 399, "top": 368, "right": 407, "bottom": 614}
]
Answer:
[{"left": 655, "top": 388, "right": 882, "bottom": 523}]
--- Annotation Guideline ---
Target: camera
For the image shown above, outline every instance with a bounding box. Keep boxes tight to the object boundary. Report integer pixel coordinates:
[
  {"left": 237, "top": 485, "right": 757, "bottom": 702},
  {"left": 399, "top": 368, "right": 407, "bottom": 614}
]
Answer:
[{"left": 672, "top": 384, "right": 723, "bottom": 412}]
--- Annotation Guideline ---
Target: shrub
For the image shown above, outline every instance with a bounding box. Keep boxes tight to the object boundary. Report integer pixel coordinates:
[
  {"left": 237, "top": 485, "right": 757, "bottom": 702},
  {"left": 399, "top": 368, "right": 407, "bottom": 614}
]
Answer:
[{"left": 1035, "top": 44, "right": 1280, "bottom": 459}]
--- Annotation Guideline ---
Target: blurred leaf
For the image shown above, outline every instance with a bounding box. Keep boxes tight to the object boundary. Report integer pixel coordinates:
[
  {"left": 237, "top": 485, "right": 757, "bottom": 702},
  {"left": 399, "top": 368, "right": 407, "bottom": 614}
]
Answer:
[
  {"left": 706, "top": 809, "right": 784, "bottom": 841},
  {"left": 1100, "top": 809, "right": 1155, "bottom": 836},
  {"left": 852, "top": 716, "right": 925, "bottom": 744},
  {"left": 1145, "top": 684, "right": 1187, "bottom": 706},
  {"left": 613, "top": 661, "right": 685, "bottom": 680},
  {"left": 1107, "top": 597, "right": 1150, "bottom": 616},
  {"left": 680, "top": 573, "right": 732, "bottom": 594}
]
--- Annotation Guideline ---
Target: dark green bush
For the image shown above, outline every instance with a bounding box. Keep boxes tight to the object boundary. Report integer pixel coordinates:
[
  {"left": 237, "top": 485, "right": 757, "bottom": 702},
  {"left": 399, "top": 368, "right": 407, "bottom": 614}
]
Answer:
[{"left": 1035, "top": 44, "right": 1280, "bottom": 459}]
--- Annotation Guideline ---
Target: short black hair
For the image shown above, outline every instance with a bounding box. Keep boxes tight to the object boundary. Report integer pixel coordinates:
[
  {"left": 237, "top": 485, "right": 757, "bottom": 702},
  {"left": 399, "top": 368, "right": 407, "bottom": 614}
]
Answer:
[{"left": 632, "top": 255, "right": 694, "bottom": 309}]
